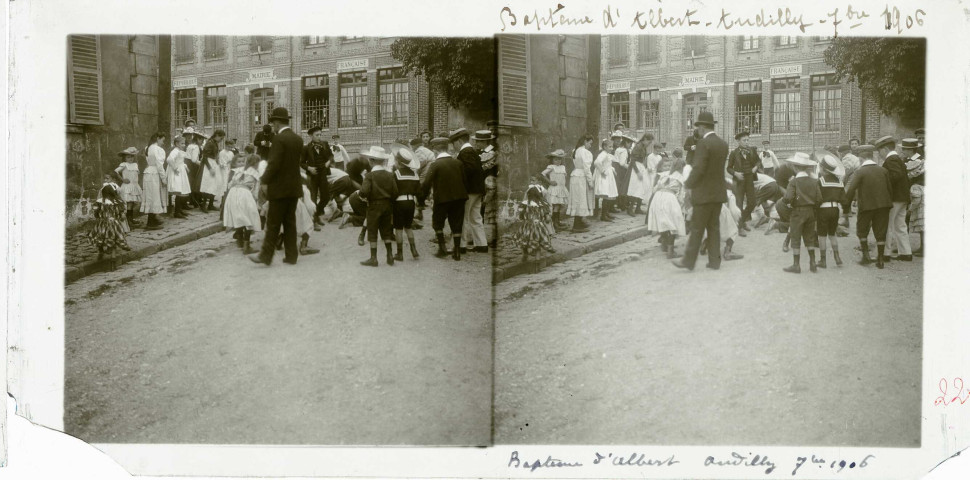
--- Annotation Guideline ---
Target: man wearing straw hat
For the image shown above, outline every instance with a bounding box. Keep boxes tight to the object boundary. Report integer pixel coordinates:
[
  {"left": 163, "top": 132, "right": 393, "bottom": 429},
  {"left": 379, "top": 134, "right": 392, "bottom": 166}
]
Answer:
[
  {"left": 249, "top": 107, "right": 304, "bottom": 266},
  {"left": 423, "top": 135, "right": 468, "bottom": 260},
  {"left": 672, "top": 111, "right": 728, "bottom": 271},
  {"left": 452, "top": 128, "right": 491, "bottom": 253},
  {"left": 843, "top": 144, "right": 894, "bottom": 268},
  {"left": 875, "top": 135, "right": 912, "bottom": 261}
]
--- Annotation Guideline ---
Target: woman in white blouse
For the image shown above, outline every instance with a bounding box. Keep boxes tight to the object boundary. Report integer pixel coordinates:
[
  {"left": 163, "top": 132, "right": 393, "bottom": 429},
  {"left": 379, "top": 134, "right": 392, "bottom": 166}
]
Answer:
[
  {"left": 140, "top": 132, "right": 168, "bottom": 230},
  {"left": 566, "top": 135, "right": 594, "bottom": 233}
]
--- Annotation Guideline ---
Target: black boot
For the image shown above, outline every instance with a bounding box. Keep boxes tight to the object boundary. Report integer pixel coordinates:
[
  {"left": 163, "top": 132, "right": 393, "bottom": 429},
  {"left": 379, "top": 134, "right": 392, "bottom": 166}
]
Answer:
[
  {"left": 434, "top": 232, "right": 449, "bottom": 258},
  {"left": 394, "top": 242, "right": 405, "bottom": 262},
  {"left": 818, "top": 250, "right": 827, "bottom": 269},
  {"left": 452, "top": 237, "right": 461, "bottom": 261},
  {"left": 634, "top": 199, "right": 644, "bottom": 215},
  {"left": 409, "top": 240, "right": 420, "bottom": 259},
  {"left": 809, "top": 249, "right": 818, "bottom": 273},
  {"left": 783, "top": 254, "right": 801, "bottom": 273},
  {"left": 782, "top": 234, "right": 791, "bottom": 252},
  {"left": 358, "top": 227, "right": 366, "bottom": 246},
  {"left": 571, "top": 216, "right": 589, "bottom": 233},
  {"left": 551, "top": 212, "right": 560, "bottom": 232},
  {"left": 858, "top": 242, "right": 872, "bottom": 266},
  {"left": 601, "top": 201, "right": 614, "bottom": 222},
  {"left": 386, "top": 243, "right": 395, "bottom": 266},
  {"left": 876, "top": 244, "right": 886, "bottom": 269},
  {"left": 361, "top": 247, "right": 378, "bottom": 267},
  {"left": 833, "top": 248, "right": 843, "bottom": 266}
]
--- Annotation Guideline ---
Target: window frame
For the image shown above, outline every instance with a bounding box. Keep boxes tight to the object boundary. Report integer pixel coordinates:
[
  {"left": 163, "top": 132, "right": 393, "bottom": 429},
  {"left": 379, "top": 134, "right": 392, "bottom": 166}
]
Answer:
[
  {"left": 810, "top": 74, "right": 842, "bottom": 132},
  {"left": 305, "top": 36, "right": 327, "bottom": 46},
  {"left": 636, "top": 35, "right": 657, "bottom": 63},
  {"left": 683, "top": 35, "right": 707, "bottom": 57},
  {"left": 338, "top": 71, "right": 369, "bottom": 128},
  {"left": 204, "top": 85, "right": 227, "bottom": 128},
  {"left": 302, "top": 74, "right": 331, "bottom": 130},
  {"left": 735, "top": 80, "right": 763, "bottom": 135},
  {"left": 608, "top": 91, "right": 631, "bottom": 129},
  {"left": 740, "top": 36, "right": 760, "bottom": 51},
  {"left": 777, "top": 36, "right": 799, "bottom": 48},
  {"left": 250, "top": 36, "right": 273, "bottom": 54},
  {"left": 175, "top": 88, "right": 199, "bottom": 130},
  {"left": 377, "top": 67, "right": 409, "bottom": 126},
  {"left": 770, "top": 76, "right": 802, "bottom": 133},
  {"left": 174, "top": 35, "right": 195, "bottom": 64},
  {"left": 636, "top": 89, "right": 660, "bottom": 130},
  {"left": 203, "top": 36, "right": 225, "bottom": 60}
]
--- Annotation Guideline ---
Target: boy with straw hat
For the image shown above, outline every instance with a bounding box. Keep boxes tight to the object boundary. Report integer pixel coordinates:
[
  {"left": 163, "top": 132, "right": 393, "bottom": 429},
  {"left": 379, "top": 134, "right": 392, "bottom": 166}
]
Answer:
[{"left": 781, "top": 152, "right": 822, "bottom": 273}]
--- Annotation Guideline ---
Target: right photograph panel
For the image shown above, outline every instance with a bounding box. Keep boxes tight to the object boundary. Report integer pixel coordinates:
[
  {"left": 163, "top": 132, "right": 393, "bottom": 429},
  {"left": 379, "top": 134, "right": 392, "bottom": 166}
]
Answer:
[{"left": 493, "top": 34, "right": 925, "bottom": 446}]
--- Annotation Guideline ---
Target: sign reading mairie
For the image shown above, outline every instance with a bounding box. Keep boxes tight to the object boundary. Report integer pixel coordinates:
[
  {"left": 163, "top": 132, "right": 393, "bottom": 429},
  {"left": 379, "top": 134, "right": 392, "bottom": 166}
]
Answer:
[
  {"left": 247, "top": 68, "right": 277, "bottom": 83},
  {"left": 337, "top": 58, "right": 369, "bottom": 72},
  {"left": 770, "top": 64, "right": 803, "bottom": 77},
  {"left": 606, "top": 81, "right": 631, "bottom": 92},
  {"left": 679, "top": 74, "right": 708, "bottom": 87},
  {"left": 173, "top": 77, "right": 197, "bottom": 89}
]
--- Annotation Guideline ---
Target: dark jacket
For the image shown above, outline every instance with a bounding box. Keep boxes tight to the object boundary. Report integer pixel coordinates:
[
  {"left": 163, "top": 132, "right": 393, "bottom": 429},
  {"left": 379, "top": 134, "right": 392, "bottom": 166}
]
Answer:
[
  {"left": 260, "top": 127, "right": 304, "bottom": 200},
  {"left": 254, "top": 130, "right": 274, "bottom": 159},
  {"left": 360, "top": 168, "right": 398, "bottom": 204},
  {"left": 684, "top": 132, "right": 729, "bottom": 205},
  {"left": 457, "top": 145, "right": 486, "bottom": 195},
  {"left": 784, "top": 174, "right": 823, "bottom": 207},
  {"left": 844, "top": 163, "right": 893, "bottom": 212},
  {"left": 727, "top": 146, "right": 758, "bottom": 177},
  {"left": 774, "top": 163, "right": 796, "bottom": 190},
  {"left": 394, "top": 166, "right": 421, "bottom": 198},
  {"left": 301, "top": 142, "right": 333, "bottom": 175},
  {"left": 882, "top": 153, "right": 911, "bottom": 202},
  {"left": 421, "top": 154, "right": 468, "bottom": 204},
  {"left": 346, "top": 156, "right": 371, "bottom": 186},
  {"left": 819, "top": 174, "right": 847, "bottom": 211}
]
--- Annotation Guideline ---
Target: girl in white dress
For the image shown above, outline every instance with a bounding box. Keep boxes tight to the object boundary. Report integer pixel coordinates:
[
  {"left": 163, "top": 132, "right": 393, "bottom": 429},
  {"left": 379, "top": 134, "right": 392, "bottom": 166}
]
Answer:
[
  {"left": 183, "top": 130, "right": 203, "bottom": 208},
  {"left": 626, "top": 155, "right": 652, "bottom": 215},
  {"left": 139, "top": 133, "right": 168, "bottom": 230},
  {"left": 647, "top": 159, "right": 687, "bottom": 258},
  {"left": 540, "top": 149, "right": 569, "bottom": 231},
  {"left": 566, "top": 135, "right": 594, "bottom": 232},
  {"left": 166, "top": 136, "right": 192, "bottom": 218},
  {"left": 114, "top": 147, "right": 143, "bottom": 227},
  {"left": 592, "top": 138, "right": 618, "bottom": 221},
  {"left": 223, "top": 154, "right": 262, "bottom": 254}
]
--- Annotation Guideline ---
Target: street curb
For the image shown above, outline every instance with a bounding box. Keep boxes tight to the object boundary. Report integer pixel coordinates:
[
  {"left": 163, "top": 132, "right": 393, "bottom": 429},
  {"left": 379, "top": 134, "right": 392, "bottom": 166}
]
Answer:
[
  {"left": 65, "top": 221, "right": 225, "bottom": 284},
  {"left": 493, "top": 224, "right": 653, "bottom": 284}
]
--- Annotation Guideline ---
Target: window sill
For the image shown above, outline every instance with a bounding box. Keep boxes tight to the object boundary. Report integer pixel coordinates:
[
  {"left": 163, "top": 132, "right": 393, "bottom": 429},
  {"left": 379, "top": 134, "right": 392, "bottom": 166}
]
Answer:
[
  {"left": 305, "top": 44, "right": 327, "bottom": 49},
  {"left": 204, "top": 56, "right": 226, "bottom": 62},
  {"left": 775, "top": 44, "right": 798, "bottom": 49},
  {"left": 739, "top": 48, "right": 760, "bottom": 53},
  {"left": 637, "top": 58, "right": 659, "bottom": 65},
  {"left": 175, "top": 59, "right": 195, "bottom": 65},
  {"left": 337, "top": 125, "right": 367, "bottom": 130},
  {"left": 683, "top": 54, "right": 707, "bottom": 59},
  {"left": 768, "top": 132, "right": 800, "bottom": 136},
  {"left": 609, "top": 63, "right": 630, "bottom": 69}
]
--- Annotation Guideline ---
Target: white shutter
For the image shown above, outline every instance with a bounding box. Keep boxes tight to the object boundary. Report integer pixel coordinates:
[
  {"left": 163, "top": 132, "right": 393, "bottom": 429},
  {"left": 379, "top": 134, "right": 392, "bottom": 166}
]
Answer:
[
  {"left": 68, "top": 35, "right": 104, "bottom": 125},
  {"left": 498, "top": 34, "right": 531, "bottom": 127}
]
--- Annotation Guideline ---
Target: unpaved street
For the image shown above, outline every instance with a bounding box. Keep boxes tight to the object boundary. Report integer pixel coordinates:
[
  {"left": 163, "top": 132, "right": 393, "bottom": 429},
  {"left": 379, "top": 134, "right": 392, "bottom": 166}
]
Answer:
[{"left": 494, "top": 222, "right": 922, "bottom": 446}]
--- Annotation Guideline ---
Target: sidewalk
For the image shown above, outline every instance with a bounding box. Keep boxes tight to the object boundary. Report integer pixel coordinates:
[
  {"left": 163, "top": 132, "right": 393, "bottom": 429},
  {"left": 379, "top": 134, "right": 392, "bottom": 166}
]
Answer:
[
  {"left": 65, "top": 209, "right": 223, "bottom": 284},
  {"left": 494, "top": 212, "right": 653, "bottom": 283}
]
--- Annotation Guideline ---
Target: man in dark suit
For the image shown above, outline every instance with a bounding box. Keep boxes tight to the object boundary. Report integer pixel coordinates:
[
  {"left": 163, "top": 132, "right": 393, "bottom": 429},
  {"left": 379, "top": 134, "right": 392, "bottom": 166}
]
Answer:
[
  {"left": 843, "top": 144, "right": 894, "bottom": 268},
  {"left": 875, "top": 135, "right": 912, "bottom": 261},
  {"left": 300, "top": 125, "right": 333, "bottom": 227},
  {"left": 726, "top": 129, "right": 758, "bottom": 233},
  {"left": 451, "top": 128, "right": 489, "bottom": 253},
  {"left": 422, "top": 135, "right": 468, "bottom": 260},
  {"left": 673, "top": 111, "right": 729, "bottom": 271},
  {"left": 254, "top": 124, "right": 274, "bottom": 160},
  {"left": 250, "top": 107, "right": 304, "bottom": 266}
]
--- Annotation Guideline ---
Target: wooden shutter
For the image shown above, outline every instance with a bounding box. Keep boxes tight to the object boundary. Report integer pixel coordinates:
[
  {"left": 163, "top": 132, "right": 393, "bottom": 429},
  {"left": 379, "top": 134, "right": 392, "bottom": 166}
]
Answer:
[
  {"left": 498, "top": 34, "right": 531, "bottom": 127},
  {"left": 68, "top": 35, "right": 104, "bottom": 125}
]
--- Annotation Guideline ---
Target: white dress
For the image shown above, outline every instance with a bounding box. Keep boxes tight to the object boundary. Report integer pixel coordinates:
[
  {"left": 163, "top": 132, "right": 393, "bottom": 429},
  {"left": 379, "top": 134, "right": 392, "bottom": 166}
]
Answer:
[
  {"left": 593, "top": 151, "right": 618, "bottom": 198},
  {"left": 295, "top": 184, "right": 316, "bottom": 236},
  {"left": 218, "top": 150, "right": 234, "bottom": 193},
  {"left": 166, "top": 149, "right": 192, "bottom": 195},
  {"left": 200, "top": 154, "right": 224, "bottom": 197},
  {"left": 140, "top": 144, "right": 167, "bottom": 214},
  {"left": 116, "top": 162, "right": 142, "bottom": 202},
  {"left": 647, "top": 171, "right": 686, "bottom": 236},
  {"left": 542, "top": 164, "right": 569, "bottom": 205},
  {"left": 720, "top": 189, "right": 741, "bottom": 242},
  {"left": 627, "top": 161, "right": 652, "bottom": 202},
  {"left": 223, "top": 167, "right": 262, "bottom": 231},
  {"left": 566, "top": 147, "right": 593, "bottom": 217}
]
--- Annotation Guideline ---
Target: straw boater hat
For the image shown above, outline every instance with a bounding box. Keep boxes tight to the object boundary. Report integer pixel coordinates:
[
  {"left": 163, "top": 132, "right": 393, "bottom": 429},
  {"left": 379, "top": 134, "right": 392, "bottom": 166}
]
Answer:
[
  {"left": 472, "top": 129, "right": 495, "bottom": 142},
  {"left": 448, "top": 127, "right": 471, "bottom": 142},
  {"left": 622, "top": 132, "right": 637, "bottom": 143},
  {"left": 429, "top": 135, "right": 450, "bottom": 148},
  {"left": 181, "top": 126, "right": 207, "bottom": 140},
  {"left": 545, "top": 149, "right": 566, "bottom": 159},
  {"left": 787, "top": 152, "right": 816, "bottom": 167},
  {"left": 819, "top": 154, "right": 846, "bottom": 178},
  {"left": 395, "top": 148, "right": 420, "bottom": 170},
  {"left": 610, "top": 130, "right": 624, "bottom": 140},
  {"left": 900, "top": 138, "right": 919, "bottom": 150},
  {"left": 360, "top": 145, "right": 392, "bottom": 162},
  {"left": 117, "top": 147, "right": 140, "bottom": 157}
]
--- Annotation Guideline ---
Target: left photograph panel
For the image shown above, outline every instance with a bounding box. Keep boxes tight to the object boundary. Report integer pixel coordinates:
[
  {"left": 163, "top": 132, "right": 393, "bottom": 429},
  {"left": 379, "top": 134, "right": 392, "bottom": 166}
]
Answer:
[{"left": 63, "top": 35, "right": 496, "bottom": 445}]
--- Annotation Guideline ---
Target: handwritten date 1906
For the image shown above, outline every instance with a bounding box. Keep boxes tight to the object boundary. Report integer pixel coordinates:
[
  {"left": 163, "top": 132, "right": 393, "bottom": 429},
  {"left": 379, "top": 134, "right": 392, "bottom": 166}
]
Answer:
[{"left": 792, "top": 454, "right": 874, "bottom": 476}]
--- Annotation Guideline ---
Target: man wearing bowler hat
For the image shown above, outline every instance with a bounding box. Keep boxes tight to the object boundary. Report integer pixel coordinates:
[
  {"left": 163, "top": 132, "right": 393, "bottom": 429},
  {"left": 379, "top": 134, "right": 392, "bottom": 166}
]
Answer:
[
  {"left": 727, "top": 129, "right": 758, "bottom": 233},
  {"left": 875, "top": 135, "right": 912, "bottom": 261},
  {"left": 673, "top": 111, "right": 729, "bottom": 271},
  {"left": 250, "top": 107, "right": 304, "bottom": 265},
  {"left": 301, "top": 125, "right": 333, "bottom": 227}
]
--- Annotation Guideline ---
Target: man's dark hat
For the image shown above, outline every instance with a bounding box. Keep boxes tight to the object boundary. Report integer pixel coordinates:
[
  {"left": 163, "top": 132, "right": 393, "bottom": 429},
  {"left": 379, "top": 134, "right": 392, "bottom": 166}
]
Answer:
[
  {"left": 874, "top": 135, "right": 895, "bottom": 149},
  {"left": 735, "top": 130, "right": 750, "bottom": 141},
  {"left": 409, "top": 138, "right": 423, "bottom": 147},
  {"left": 837, "top": 144, "right": 851, "bottom": 154},
  {"left": 307, "top": 125, "right": 322, "bottom": 136},
  {"left": 268, "top": 107, "right": 291, "bottom": 121},
  {"left": 914, "top": 128, "right": 925, "bottom": 135},
  {"left": 694, "top": 111, "right": 717, "bottom": 127}
]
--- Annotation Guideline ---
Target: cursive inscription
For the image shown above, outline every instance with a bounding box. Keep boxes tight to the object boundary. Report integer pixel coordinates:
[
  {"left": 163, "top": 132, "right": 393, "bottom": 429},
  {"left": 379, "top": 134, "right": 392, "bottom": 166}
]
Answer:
[
  {"left": 508, "top": 451, "right": 583, "bottom": 472},
  {"left": 935, "top": 377, "right": 970, "bottom": 406},
  {"left": 792, "top": 454, "right": 874, "bottom": 476},
  {"left": 593, "top": 452, "right": 679, "bottom": 467},
  {"left": 704, "top": 452, "right": 776, "bottom": 474}
]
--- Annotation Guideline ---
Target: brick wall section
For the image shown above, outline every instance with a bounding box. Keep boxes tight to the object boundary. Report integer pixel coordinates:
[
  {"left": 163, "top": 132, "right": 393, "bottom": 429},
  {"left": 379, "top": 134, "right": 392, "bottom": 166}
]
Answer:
[
  {"left": 169, "top": 36, "right": 474, "bottom": 154},
  {"left": 600, "top": 35, "right": 877, "bottom": 157}
]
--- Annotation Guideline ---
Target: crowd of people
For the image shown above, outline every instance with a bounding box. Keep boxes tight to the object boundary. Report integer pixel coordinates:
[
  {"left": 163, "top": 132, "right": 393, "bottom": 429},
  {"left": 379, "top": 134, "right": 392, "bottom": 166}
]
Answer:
[
  {"left": 86, "top": 111, "right": 503, "bottom": 269},
  {"left": 510, "top": 113, "right": 926, "bottom": 274}
]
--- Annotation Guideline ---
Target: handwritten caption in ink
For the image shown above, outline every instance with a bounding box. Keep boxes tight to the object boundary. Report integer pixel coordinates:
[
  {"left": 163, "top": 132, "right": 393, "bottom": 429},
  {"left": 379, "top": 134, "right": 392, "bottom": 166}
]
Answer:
[
  {"left": 508, "top": 450, "right": 875, "bottom": 476},
  {"left": 499, "top": 3, "right": 925, "bottom": 36},
  {"left": 935, "top": 377, "right": 970, "bottom": 406}
]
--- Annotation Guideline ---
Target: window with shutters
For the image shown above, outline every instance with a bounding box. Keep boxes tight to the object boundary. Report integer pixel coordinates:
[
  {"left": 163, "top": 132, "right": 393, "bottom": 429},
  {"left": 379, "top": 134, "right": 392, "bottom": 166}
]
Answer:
[
  {"left": 637, "top": 35, "right": 657, "bottom": 62},
  {"left": 174, "top": 36, "right": 195, "bottom": 63},
  {"left": 684, "top": 36, "right": 706, "bottom": 57},
  {"left": 608, "top": 36, "right": 629, "bottom": 67},
  {"left": 378, "top": 68, "right": 409, "bottom": 126},
  {"left": 251, "top": 36, "right": 273, "bottom": 54},
  {"left": 67, "top": 34, "right": 104, "bottom": 125},
  {"left": 498, "top": 34, "right": 532, "bottom": 127},
  {"left": 204, "top": 36, "right": 225, "bottom": 59}
]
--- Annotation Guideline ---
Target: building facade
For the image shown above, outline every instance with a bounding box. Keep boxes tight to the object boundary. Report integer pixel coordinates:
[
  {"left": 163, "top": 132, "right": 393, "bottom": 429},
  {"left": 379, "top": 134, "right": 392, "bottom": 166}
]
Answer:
[
  {"left": 66, "top": 34, "right": 172, "bottom": 217},
  {"left": 496, "top": 34, "right": 601, "bottom": 200},
  {"left": 600, "top": 35, "right": 886, "bottom": 155},
  {"left": 170, "top": 36, "right": 460, "bottom": 151}
]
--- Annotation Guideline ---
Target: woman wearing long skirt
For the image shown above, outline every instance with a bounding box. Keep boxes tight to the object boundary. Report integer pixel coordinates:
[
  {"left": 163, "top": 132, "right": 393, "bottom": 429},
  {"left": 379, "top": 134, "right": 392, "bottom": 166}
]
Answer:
[
  {"left": 566, "top": 135, "right": 594, "bottom": 233},
  {"left": 626, "top": 155, "right": 652, "bottom": 216},
  {"left": 647, "top": 160, "right": 687, "bottom": 258},
  {"left": 592, "top": 138, "right": 618, "bottom": 221},
  {"left": 140, "top": 132, "right": 167, "bottom": 230},
  {"left": 223, "top": 154, "right": 262, "bottom": 254},
  {"left": 166, "top": 135, "right": 192, "bottom": 218}
]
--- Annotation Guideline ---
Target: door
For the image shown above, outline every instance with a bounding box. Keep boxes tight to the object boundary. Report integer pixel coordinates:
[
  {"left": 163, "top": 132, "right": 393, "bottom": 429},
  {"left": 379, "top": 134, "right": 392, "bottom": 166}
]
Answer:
[
  {"left": 683, "top": 92, "right": 709, "bottom": 131},
  {"left": 251, "top": 88, "right": 275, "bottom": 139}
]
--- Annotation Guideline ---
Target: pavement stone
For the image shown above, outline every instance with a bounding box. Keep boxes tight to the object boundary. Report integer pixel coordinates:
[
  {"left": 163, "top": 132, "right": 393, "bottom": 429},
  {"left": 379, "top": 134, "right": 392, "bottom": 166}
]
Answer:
[{"left": 65, "top": 208, "right": 223, "bottom": 284}]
